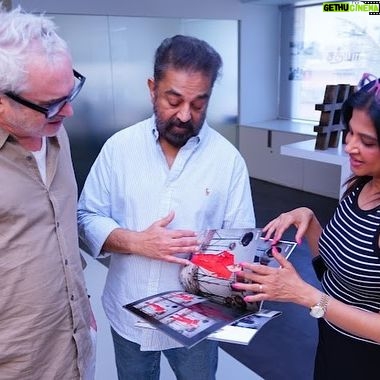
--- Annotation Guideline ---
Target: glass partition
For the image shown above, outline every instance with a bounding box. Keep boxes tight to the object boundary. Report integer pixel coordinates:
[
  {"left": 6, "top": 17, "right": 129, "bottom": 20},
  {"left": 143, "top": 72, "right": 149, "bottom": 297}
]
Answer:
[{"left": 50, "top": 15, "right": 238, "bottom": 190}]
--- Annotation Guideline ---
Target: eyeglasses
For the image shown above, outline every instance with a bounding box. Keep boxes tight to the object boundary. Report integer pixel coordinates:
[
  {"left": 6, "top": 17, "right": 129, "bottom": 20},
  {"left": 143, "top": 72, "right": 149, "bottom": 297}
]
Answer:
[
  {"left": 4, "top": 69, "right": 86, "bottom": 119},
  {"left": 357, "top": 72, "right": 380, "bottom": 97}
]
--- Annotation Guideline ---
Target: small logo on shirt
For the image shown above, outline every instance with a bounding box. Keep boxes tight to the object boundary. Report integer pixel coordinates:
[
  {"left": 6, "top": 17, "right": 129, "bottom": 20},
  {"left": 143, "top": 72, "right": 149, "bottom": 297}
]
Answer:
[{"left": 205, "top": 188, "right": 211, "bottom": 196}]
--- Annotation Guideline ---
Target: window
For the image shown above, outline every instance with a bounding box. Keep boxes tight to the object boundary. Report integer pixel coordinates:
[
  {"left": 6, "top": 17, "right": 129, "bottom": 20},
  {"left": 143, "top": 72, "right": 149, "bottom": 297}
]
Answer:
[{"left": 279, "top": 4, "right": 380, "bottom": 121}]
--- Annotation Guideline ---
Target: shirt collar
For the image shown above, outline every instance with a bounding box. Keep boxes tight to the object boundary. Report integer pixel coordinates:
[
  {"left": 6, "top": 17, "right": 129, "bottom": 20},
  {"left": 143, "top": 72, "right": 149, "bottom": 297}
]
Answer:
[{"left": 0, "top": 126, "right": 60, "bottom": 150}]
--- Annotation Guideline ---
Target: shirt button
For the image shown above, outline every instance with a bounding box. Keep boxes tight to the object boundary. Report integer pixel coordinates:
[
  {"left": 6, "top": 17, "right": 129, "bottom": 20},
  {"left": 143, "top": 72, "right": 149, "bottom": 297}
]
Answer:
[
  {"left": 71, "top": 295, "right": 75, "bottom": 301},
  {"left": 56, "top": 221, "right": 60, "bottom": 228},
  {"left": 64, "top": 259, "right": 68, "bottom": 265},
  {"left": 73, "top": 328, "right": 77, "bottom": 334}
]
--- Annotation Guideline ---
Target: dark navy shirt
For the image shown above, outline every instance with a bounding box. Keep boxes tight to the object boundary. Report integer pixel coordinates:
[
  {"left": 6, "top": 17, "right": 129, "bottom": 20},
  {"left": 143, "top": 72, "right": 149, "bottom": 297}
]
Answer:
[{"left": 319, "top": 180, "right": 380, "bottom": 343}]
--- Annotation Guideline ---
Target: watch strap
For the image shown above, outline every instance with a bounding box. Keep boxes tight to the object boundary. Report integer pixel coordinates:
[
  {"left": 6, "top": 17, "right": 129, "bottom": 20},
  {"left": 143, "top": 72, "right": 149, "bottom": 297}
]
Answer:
[{"left": 310, "top": 293, "right": 329, "bottom": 318}]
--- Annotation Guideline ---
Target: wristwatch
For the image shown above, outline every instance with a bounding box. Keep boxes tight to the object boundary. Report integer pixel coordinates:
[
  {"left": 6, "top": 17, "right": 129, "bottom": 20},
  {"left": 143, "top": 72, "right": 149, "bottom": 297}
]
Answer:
[{"left": 310, "top": 293, "right": 329, "bottom": 318}]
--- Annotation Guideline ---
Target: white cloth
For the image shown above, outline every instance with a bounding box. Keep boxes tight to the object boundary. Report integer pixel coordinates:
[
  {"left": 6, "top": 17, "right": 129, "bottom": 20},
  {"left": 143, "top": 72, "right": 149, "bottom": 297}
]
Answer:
[
  {"left": 31, "top": 136, "right": 47, "bottom": 184},
  {"left": 78, "top": 115, "right": 255, "bottom": 350}
]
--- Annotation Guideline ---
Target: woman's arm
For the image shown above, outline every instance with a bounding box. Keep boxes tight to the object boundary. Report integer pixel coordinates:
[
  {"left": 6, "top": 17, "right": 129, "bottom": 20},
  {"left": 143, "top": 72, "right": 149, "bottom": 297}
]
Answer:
[{"left": 233, "top": 250, "right": 380, "bottom": 343}]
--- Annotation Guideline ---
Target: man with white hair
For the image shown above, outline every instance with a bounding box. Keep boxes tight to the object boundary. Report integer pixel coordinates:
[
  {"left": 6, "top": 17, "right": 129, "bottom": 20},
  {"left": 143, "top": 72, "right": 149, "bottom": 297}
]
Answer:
[{"left": 0, "top": 5, "right": 95, "bottom": 379}]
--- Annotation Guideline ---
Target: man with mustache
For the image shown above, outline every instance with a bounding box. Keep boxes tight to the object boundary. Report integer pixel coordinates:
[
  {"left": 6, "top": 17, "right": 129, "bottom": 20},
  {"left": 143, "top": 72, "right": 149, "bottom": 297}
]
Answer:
[{"left": 78, "top": 35, "right": 255, "bottom": 380}]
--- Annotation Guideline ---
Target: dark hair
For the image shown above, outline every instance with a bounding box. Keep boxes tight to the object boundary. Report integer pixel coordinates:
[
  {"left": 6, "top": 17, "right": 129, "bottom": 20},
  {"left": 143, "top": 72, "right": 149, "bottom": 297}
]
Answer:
[
  {"left": 153, "top": 35, "right": 222, "bottom": 87},
  {"left": 342, "top": 79, "right": 380, "bottom": 197}
]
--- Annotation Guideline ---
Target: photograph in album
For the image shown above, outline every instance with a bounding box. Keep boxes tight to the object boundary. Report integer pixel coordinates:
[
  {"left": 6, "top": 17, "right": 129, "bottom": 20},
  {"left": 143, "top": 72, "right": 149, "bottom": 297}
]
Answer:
[{"left": 124, "top": 228, "right": 297, "bottom": 347}]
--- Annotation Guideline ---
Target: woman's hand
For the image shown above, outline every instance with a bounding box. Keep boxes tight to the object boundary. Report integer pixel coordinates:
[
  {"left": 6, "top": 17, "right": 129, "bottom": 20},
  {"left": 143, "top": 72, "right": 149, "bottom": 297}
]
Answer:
[
  {"left": 262, "top": 207, "right": 316, "bottom": 244},
  {"left": 233, "top": 248, "right": 318, "bottom": 306}
]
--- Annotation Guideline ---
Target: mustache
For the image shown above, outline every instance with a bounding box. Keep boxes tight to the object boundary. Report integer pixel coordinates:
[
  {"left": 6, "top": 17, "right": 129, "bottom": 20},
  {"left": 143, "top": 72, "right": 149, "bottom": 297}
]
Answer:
[{"left": 167, "top": 119, "right": 194, "bottom": 130}]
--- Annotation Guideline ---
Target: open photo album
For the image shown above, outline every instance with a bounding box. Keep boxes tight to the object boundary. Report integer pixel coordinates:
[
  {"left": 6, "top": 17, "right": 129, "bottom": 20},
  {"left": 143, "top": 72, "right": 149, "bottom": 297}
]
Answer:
[{"left": 124, "top": 228, "right": 297, "bottom": 348}]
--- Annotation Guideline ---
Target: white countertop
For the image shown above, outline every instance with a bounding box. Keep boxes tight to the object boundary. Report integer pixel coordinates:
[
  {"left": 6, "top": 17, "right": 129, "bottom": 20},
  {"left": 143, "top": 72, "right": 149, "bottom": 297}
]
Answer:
[
  {"left": 241, "top": 119, "right": 316, "bottom": 136},
  {"left": 281, "top": 139, "right": 348, "bottom": 165},
  {"left": 280, "top": 139, "right": 350, "bottom": 198}
]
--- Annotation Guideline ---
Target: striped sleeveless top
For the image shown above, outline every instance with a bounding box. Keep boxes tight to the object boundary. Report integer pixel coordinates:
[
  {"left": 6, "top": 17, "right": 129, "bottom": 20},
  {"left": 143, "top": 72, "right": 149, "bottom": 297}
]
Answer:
[{"left": 319, "top": 181, "right": 380, "bottom": 343}]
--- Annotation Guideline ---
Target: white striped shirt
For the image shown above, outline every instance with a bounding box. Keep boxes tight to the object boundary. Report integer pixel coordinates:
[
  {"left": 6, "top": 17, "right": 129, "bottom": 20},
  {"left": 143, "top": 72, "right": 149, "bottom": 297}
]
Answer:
[{"left": 77, "top": 115, "right": 255, "bottom": 350}]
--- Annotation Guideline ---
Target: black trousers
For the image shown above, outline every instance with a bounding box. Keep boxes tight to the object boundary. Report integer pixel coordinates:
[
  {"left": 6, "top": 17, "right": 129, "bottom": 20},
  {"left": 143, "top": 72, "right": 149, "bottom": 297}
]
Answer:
[{"left": 314, "top": 318, "right": 380, "bottom": 380}]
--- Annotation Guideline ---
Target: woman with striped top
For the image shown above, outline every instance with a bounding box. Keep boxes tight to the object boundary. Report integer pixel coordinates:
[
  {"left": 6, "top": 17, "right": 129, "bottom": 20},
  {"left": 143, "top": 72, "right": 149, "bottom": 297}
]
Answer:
[{"left": 233, "top": 73, "right": 380, "bottom": 379}]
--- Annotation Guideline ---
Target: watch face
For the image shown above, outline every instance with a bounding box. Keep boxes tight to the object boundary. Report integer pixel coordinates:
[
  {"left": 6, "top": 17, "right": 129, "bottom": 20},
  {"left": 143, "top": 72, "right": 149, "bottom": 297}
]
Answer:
[{"left": 310, "top": 305, "right": 324, "bottom": 318}]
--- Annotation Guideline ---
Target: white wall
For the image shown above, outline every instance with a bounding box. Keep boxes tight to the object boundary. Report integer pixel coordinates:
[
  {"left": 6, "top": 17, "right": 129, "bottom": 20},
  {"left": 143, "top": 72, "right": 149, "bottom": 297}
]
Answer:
[
  {"left": 239, "top": 3, "right": 280, "bottom": 123},
  {"left": 14, "top": 0, "right": 281, "bottom": 125},
  {"left": 15, "top": 0, "right": 337, "bottom": 198}
]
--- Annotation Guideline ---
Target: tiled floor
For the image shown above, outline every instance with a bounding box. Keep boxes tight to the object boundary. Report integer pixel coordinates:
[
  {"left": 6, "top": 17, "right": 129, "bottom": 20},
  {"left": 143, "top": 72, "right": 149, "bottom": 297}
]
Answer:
[
  {"left": 84, "top": 178, "right": 339, "bottom": 380},
  {"left": 220, "top": 179, "right": 339, "bottom": 379},
  {"left": 83, "top": 252, "right": 263, "bottom": 380}
]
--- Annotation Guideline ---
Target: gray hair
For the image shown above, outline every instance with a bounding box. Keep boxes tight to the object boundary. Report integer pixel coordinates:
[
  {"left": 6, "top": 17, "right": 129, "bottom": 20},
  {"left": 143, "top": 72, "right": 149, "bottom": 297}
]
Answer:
[
  {"left": 0, "top": 5, "right": 70, "bottom": 93},
  {"left": 154, "top": 35, "right": 222, "bottom": 88}
]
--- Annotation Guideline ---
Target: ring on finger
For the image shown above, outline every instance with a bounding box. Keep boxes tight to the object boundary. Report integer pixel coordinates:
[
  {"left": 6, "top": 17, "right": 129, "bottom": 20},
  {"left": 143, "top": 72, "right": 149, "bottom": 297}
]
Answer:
[{"left": 259, "top": 284, "right": 263, "bottom": 292}]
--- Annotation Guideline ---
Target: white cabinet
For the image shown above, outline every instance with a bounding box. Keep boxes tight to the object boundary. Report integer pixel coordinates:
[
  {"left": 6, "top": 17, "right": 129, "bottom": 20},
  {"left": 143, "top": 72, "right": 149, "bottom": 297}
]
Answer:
[{"left": 239, "top": 125, "right": 341, "bottom": 199}]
